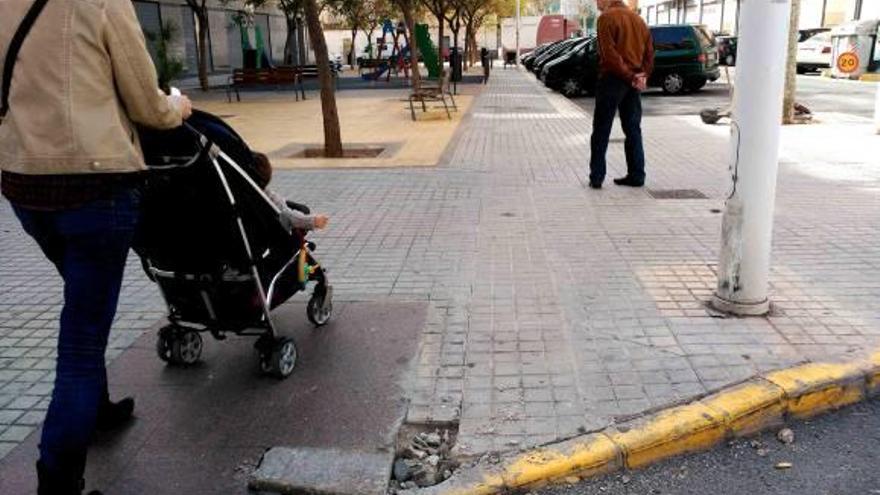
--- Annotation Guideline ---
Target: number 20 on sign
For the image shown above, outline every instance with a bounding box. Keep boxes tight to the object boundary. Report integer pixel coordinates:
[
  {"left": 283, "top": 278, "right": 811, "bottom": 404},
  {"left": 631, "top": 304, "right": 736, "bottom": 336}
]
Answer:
[{"left": 837, "top": 52, "right": 859, "bottom": 73}]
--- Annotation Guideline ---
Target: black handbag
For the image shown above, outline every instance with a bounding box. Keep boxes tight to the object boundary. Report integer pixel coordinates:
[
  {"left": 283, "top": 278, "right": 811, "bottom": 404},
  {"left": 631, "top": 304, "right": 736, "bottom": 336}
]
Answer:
[{"left": 0, "top": 0, "right": 51, "bottom": 125}]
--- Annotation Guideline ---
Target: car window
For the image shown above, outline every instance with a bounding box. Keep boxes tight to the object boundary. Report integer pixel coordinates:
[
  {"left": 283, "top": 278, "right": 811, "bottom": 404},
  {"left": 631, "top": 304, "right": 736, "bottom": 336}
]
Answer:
[
  {"left": 651, "top": 27, "right": 694, "bottom": 50},
  {"left": 814, "top": 32, "right": 832, "bottom": 43},
  {"left": 695, "top": 26, "right": 715, "bottom": 47}
]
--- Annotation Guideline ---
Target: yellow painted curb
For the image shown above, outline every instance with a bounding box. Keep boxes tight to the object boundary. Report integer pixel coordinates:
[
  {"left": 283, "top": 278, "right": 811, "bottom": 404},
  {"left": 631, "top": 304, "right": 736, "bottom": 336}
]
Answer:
[
  {"left": 609, "top": 402, "right": 725, "bottom": 469},
  {"left": 411, "top": 354, "right": 880, "bottom": 495},
  {"left": 860, "top": 73, "right": 880, "bottom": 82},
  {"left": 700, "top": 379, "right": 784, "bottom": 437},
  {"left": 764, "top": 362, "right": 867, "bottom": 419}
]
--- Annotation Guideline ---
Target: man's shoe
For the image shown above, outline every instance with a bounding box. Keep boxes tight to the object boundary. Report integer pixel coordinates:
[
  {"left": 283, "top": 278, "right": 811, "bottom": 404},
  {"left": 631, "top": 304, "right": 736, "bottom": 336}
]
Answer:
[
  {"left": 589, "top": 181, "right": 602, "bottom": 190},
  {"left": 613, "top": 176, "right": 645, "bottom": 187},
  {"left": 96, "top": 397, "right": 134, "bottom": 431},
  {"left": 38, "top": 460, "right": 101, "bottom": 495}
]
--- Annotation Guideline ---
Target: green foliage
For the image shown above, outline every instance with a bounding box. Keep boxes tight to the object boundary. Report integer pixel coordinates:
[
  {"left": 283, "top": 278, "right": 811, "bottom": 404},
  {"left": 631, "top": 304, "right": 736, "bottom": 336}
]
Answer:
[{"left": 145, "top": 21, "right": 185, "bottom": 93}]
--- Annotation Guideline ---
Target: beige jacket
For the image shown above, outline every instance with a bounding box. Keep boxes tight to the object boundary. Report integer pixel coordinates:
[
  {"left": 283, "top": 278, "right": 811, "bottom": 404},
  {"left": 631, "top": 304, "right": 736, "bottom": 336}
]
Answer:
[{"left": 0, "top": 0, "right": 183, "bottom": 175}]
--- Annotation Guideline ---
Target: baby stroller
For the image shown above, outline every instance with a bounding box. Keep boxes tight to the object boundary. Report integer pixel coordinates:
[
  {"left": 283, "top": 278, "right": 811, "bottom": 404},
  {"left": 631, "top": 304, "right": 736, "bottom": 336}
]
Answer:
[{"left": 136, "top": 110, "right": 333, "bottom": 379}]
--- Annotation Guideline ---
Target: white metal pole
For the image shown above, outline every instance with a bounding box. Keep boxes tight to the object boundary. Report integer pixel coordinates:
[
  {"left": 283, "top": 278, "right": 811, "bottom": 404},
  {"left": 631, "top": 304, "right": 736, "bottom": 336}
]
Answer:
[
  {"left": 516, "top": 0, "right": 521, "bottom": 66},
  {"left": 712, "top": 0, "right": 792, "bottom": 316}
]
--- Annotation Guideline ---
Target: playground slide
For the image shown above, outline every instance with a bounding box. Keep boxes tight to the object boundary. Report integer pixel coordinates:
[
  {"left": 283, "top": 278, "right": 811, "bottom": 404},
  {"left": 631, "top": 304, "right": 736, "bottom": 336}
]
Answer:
[
  {"left": 361, "top": 62, "right": 390, "bottom": 81},
  {"left": 414, "top": 24, "right": 441, "bottom": 79}
]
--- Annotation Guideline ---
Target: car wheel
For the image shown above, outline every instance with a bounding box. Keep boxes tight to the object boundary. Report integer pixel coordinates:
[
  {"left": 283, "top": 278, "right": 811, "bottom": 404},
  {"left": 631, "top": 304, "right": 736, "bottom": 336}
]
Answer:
[
  {"left": 662, "top": 73, "right": 685, "bottom": 95},
  {"left": 725, "top": 54, "right": 735, "bottom": 66},
  {"left": 561, "top": 78, "right": 582, "bottom": 98},
  {"left": 688, "top": 78, "right": 707, "bottom": 92}
]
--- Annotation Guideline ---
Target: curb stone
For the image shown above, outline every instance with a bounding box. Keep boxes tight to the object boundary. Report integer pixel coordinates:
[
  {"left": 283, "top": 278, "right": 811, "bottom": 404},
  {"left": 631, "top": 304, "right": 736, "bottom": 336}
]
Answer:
[{"left": 405, "top": 350, "right": 880, "bottom": 495}]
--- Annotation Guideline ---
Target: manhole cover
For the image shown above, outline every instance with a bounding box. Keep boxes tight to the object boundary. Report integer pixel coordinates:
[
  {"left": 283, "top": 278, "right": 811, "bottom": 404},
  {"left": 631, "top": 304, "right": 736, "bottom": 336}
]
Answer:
[{"left": 648, "top": 189, "right": 708, "bottom": 199}]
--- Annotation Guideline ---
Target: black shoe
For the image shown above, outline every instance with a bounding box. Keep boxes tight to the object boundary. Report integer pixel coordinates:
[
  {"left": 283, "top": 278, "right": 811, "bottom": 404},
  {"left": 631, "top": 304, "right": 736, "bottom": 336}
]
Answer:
[
  {"left": 96, "top": 396, "right": 134, "bottom": 431},
  {"left": 613, "top": 176, "right": 645, "bottom": 187},
  {"left": 38, "top": 460, "right": 102, "bottom": 495},
  {"left": 589, "top": 181, "right": 602, "bottom": 189}
]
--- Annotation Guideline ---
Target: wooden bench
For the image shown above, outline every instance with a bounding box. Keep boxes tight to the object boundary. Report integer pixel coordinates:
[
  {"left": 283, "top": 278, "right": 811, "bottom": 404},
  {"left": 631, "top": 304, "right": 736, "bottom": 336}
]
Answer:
[{"left": 226, "top": 67, "right": 307, "bottom": 102}]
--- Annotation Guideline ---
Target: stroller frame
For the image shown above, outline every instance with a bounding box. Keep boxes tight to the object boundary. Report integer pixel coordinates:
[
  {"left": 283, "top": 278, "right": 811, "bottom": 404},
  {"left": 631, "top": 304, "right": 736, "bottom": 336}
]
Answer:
[{"left": 143, "top": 127, "right": 332, "bottom": 379}]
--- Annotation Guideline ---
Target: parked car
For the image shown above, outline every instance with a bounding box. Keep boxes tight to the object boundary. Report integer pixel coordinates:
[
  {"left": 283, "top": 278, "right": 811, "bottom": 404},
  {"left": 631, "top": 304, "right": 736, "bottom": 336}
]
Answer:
[
  {"left": 649, "top": 25, "right": 720, "bottom": 94},
  {"left": 522, "top": 42, "right": 554, "bottom": 71},
  {"left": 542, "top": 37, "right": 599, "bottom": 97},
  {"left": 717, "top": 35, "right": 738, "bottom": 66},
  {"left": 710, "top": 28, "right": 828, "bottom": 69},
  {"left": 799, "top": 28, "right": 830, "bottom": 42},
  {"left": 797, "top": 30, "right": 833, "bottom": 73},
  {"left": 541, "top": 25, "right": 720, "bottom": 97},
  {"left": 531, "top": 37, "right": 584, "bottom": 75}
]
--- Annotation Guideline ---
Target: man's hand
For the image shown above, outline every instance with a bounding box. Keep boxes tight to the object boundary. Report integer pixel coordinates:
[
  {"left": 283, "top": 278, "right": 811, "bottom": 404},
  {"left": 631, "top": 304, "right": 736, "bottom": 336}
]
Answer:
[
  {"left": 313, "top": 214, "right": 329, "bottom": 230},
  {"left": 168, "top": 94, "right": 193, "bottom": 119},
  {"left": 632, "top": 72, "right": 648, "bottom": 92}
]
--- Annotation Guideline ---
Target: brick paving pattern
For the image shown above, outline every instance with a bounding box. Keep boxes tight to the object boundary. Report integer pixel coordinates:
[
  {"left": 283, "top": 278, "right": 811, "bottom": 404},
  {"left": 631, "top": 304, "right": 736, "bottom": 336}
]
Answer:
[{"left": 1, "top": 69, "right": 879, "bottom": 460}]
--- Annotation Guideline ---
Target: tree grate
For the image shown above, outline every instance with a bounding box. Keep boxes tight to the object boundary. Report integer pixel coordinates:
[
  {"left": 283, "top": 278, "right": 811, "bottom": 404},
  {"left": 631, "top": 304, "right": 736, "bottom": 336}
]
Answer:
[{"left": 648, "top": 189, "right": 708, "bottom": 199}]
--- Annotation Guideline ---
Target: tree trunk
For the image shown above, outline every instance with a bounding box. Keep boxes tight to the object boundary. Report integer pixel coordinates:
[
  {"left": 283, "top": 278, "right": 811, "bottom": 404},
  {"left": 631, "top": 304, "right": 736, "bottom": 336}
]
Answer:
[
  {"left": 782, "top": 0, "right": 800, "bottom": 124},
  {"left": 196, "top": 9, "right": 210, "bottom": 91},
  {"left": 304, "top": 0, "right": 343, "bottom": 157},
  {"left": 284, "top": 16, "right": 297, "bottom": 65},
  {"left": 366, "top": 27, "right": 376, "bottom": 58},
  {"left": 350, "top": 28, "right": 359, "bottom": 67},
  {"left": 402, "top": 6, "right": 421, "bottom": 87},
  {"left": 437, "top": 13, "right": 445, "bottom": 66}
]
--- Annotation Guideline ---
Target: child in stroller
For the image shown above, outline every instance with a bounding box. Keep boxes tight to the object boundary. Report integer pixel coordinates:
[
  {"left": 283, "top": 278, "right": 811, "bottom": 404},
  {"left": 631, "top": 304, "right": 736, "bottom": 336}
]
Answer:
[
  {"left": 136, "top": 110, "right": 333, "bottom": 379},
  {"left": 250, "top": 152, "right": 329, "bottom": 232}
]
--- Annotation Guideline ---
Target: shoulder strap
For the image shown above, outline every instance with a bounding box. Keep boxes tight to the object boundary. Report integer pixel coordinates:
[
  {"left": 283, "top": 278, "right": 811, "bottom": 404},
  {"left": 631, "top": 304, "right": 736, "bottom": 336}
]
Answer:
[{"left": 1, "top": 0, "right": 52, "bottom": 122}]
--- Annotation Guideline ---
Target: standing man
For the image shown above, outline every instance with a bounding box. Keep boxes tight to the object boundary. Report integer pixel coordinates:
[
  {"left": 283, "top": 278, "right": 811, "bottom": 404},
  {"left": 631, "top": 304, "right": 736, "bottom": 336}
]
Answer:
[
  {"left": 588, "top": 0, "right": 654, "bottom": 189},
  {"left": 0, "top": 0, "right": 191, "bottom": 493}
]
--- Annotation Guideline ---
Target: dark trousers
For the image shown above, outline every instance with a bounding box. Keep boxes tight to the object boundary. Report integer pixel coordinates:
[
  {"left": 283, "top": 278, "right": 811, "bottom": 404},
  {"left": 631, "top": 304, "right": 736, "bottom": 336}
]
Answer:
[
  {"left": 12, "top": 188, "right": 140, "bottom": 475},
  {"left": 589, "top": 76, "right": 646, "bottom": 184}
]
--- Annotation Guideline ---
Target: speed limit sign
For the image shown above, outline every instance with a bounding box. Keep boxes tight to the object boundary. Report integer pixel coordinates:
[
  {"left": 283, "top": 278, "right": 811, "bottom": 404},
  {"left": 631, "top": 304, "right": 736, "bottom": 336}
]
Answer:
[{"left": 837, "top": 52, "right": 860, "bottom": 73}]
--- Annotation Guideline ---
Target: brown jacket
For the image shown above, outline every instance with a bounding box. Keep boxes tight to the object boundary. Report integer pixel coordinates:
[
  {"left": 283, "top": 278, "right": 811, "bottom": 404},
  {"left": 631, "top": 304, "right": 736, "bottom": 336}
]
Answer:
[
  {"left": 597, "top": 1, "right": 654, "bottom": 83},
  {"left": 0, "top": 0, "right": 183, "bottom": 175}
]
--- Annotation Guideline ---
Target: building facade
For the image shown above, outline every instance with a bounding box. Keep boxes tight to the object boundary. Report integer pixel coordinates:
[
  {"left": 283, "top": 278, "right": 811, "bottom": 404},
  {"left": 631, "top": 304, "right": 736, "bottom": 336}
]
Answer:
[
  {"left": 636, "top": 0, "right": 880, "bottom": 34},
  {"left": 132, "top": 0, "right": 306, "bottom": 75}
]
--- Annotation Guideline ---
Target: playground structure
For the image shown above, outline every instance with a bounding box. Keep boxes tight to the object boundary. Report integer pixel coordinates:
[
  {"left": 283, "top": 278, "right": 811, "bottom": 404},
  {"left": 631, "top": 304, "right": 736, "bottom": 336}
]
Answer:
[
  {"left": 360, "top": 20, "right": 444, "bottom": 82},
  {"left": 235, "top": 9, "right": 272, "bottom": 70},
  {"left": 361, "top": 20, "right": 412, "bottom": 82}
]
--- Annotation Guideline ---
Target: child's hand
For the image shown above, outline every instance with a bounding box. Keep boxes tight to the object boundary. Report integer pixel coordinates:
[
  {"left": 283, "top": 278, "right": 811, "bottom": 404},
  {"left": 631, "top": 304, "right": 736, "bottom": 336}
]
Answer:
[{"left": 313, "top": 214, "right": 329, "bottom": 229}]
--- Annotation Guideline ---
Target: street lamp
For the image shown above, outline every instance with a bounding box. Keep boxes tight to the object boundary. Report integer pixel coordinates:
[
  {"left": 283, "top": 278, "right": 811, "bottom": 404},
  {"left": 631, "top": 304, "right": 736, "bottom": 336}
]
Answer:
[{"left": 516, "top": 0, "right": 521, "bottom": 66}]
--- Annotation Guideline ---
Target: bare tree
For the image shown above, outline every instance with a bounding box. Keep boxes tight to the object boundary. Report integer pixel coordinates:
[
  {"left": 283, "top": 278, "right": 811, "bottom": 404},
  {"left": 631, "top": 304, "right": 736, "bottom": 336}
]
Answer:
[
  {"left": 460, "top": 0, "right": 493, "bottom": 68},
  {"left": 445, "top": 1, "right": 464, "bottom": 65},
  {"left": 422, "top": 0, "right": 452, "bottom": 63},
  {"left": 332, "top": 0, "right": 370, "bottom": 67},
  {"left": 304, "top": 0, "right": 343, "bottom": 156}
]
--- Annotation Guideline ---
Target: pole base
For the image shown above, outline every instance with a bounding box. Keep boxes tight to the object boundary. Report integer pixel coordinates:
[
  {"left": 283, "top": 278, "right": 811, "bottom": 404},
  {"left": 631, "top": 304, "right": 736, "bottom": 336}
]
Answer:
[{"left": 710, "top": 294, "right": 770, "bottom": 316}]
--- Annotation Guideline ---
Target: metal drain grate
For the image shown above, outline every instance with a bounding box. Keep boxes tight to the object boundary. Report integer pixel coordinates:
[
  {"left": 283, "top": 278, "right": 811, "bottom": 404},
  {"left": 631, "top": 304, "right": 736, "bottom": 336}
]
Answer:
[{"left": 648, "top": 189, "right": 708, "bottom": 199}]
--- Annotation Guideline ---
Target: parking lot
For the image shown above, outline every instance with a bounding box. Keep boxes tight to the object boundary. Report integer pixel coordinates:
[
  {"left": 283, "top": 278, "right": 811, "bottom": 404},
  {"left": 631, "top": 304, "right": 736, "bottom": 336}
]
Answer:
[{"left": 571, "top": 72, "right": 877, "bottom": 119}]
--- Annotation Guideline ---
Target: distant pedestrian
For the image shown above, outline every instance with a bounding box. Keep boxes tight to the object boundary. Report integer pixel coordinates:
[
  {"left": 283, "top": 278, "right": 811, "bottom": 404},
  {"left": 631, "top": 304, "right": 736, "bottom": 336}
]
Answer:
[
  {"left": 588, "top": 0, "right": 654, "bottom": 189},
  {"left": 481, "top": 47, "right": 491, "bottom": 84},
  {"left": 1, "top": 0, "right": 191, "bottom": 493}
]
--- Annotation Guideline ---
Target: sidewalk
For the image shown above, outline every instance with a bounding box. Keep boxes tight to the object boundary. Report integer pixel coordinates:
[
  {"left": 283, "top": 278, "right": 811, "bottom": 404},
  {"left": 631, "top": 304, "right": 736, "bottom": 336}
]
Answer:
[{"left": 0, "top": 68, "right": 878, "bottom": 490}]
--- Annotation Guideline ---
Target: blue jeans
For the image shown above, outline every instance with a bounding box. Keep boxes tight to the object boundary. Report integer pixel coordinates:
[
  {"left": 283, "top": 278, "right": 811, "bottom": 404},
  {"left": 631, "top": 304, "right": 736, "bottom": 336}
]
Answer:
[
  {"left": 589, "top": 76, "right": 646, "bottom": 184},
  {"left": 12, "top": 188, "right": 141, "bottom": 474}
]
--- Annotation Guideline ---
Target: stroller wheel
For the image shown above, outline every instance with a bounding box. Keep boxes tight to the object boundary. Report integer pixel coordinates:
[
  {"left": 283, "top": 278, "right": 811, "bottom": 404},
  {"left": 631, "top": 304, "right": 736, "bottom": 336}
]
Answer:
[
  {"left": 156, "top": 326, "right": 175, "bottom": 362},
  {"left": 170, "top": 329, "right": 203, "bottom": 366},
  {"left": 258, "top": 337, "right": 297, "bottom": 379},
  {"left": 307, "top": 295, "right": 332, "bottom": 327}
]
